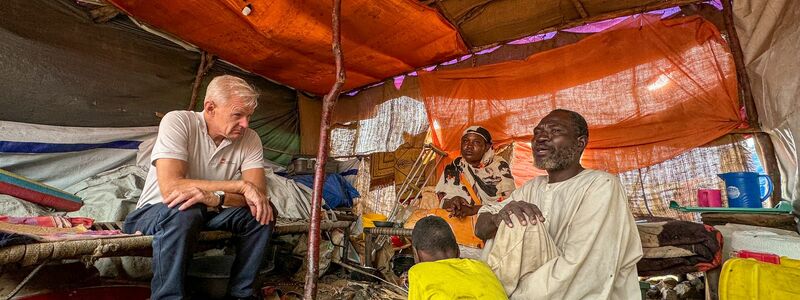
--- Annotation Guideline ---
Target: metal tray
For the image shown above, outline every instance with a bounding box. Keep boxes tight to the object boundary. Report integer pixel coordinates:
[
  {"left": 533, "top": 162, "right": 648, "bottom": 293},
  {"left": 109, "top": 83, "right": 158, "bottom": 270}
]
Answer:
[{"left": 668, "top": 200, "right": 793, "bottom": 214}]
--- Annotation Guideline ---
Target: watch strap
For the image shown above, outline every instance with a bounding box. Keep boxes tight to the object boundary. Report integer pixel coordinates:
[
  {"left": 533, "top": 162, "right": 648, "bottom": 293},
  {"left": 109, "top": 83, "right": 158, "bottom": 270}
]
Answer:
[{"left": 215, "top": 191, "right": 225, "bottom": 209}]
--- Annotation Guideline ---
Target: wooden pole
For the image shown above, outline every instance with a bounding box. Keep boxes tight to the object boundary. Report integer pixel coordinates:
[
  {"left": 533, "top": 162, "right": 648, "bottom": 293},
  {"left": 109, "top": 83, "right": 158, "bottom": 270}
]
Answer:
[
  {"left": 721, "top": 0, "right": 781, "bottom": 205},
  {"left": 187, "top": 51, "right": 215, "bottom": 110},
  {"left": 570, "top": 0, "right": 589, "bottom": 18},
  {"left": 755, "top": 133, "right": 782, "bottom": 205},
  {"left": 303, "top": 0, "right": 345, "bottom": 298},
  {"left": 721, "top": 0, "right": 757, "bottom": 128}
]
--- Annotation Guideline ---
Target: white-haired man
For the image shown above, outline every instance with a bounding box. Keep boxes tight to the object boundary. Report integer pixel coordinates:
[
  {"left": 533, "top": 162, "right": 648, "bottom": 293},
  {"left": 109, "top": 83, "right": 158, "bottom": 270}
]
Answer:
[{"left": 124, "top": 75, "right": 274, "bottom": 300}]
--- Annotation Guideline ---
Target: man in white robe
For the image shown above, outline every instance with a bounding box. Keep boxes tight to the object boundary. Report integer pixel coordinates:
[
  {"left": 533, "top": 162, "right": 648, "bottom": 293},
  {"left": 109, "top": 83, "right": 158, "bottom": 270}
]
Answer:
[{"left": 475, "top": 109, "right": 643, "bottom": 299}]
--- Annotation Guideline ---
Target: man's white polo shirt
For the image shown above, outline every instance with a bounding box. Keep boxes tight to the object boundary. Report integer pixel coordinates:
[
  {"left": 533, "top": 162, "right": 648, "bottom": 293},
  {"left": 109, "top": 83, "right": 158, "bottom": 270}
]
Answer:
[{"left": 136, "top": 111, "right": 264, "bottom": 208}]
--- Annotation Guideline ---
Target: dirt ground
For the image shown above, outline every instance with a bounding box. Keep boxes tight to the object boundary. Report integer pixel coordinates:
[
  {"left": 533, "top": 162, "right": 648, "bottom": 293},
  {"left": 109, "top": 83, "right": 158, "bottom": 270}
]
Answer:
[{"left": 0, "top": 261, "right": 406, "bottom": 300}]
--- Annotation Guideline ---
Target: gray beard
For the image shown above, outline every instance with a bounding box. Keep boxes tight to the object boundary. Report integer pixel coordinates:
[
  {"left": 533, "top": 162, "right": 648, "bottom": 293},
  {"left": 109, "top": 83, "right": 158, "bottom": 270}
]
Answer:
[{"left": 534, "top": 143, "right": 582, "bottom": 171}]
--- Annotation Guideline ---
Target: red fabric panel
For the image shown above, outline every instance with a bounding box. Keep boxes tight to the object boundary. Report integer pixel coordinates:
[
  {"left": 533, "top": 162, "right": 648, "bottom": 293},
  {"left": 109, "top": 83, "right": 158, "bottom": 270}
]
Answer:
[{"left": 107, "top": 0, "right": 468, "bottom": 94}]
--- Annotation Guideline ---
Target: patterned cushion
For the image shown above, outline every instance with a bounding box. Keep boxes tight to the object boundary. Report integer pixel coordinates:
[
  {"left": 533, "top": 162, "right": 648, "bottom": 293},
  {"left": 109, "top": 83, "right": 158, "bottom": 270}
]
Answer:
[{"left": 0, "top": 169, "right": 82, "bottom": 211}]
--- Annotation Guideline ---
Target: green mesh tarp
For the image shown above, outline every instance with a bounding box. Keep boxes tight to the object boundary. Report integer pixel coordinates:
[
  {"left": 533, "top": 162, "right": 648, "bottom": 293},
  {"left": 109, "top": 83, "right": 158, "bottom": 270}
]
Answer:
[
  {"left": 0, "top": 0, "right": 298, "bottom": 164},
  {"left": 196, "top": 65, "right": 299, "bottom": 165}
]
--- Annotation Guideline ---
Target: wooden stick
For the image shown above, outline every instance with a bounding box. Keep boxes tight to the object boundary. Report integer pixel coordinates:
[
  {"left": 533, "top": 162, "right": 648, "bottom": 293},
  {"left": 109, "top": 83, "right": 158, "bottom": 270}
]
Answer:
[
  {"left": 727, "top": 128, "right": 763, "bottom": 134},
  {"left": 451, "top": 0, "right": 494, "bottom": 26},
  {"left": 89, "top": 5, "right": 121, "bottom": 23},
  {"left": 721, "top": 0, "right": 758, "bottom": 128},
  {"left": 304, "top": 0, "right": 345, "bottom": 298},
  {"left": 332, "top": 260, "right": 407, "bottom": 292},
  {"left": 721, "top": 0, "right": 782, "bottom": 205},
  {"left": 570, "top": 0, "right": 589, "bottom": 18},
  {"left": 755, "top": 132, "right": 782, "bottom": 206},
  {"left": 187, "top": 51, "right": 215, "bottom": 110}
]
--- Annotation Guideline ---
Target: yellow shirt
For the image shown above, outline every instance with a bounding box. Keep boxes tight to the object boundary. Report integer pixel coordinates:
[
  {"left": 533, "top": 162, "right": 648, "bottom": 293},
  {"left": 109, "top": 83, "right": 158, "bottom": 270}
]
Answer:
[{"left": 408, "top": 258, "right": 508, "bottom": 300}]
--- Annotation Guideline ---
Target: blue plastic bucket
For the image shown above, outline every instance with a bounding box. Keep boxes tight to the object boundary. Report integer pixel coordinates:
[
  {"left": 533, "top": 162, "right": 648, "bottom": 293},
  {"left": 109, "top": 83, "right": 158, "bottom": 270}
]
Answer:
[{"left": 718, "top": 172, "right": 773, "bottom": 208}]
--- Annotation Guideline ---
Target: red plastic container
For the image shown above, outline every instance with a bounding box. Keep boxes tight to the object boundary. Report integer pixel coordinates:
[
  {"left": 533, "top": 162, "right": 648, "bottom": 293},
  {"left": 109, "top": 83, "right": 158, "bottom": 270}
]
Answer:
[
  {"left": 734, "top": 250, "right": 781, "bottom": 264},
  {"left": 390, "top": 235, "right": 405, "bottom": 247}
]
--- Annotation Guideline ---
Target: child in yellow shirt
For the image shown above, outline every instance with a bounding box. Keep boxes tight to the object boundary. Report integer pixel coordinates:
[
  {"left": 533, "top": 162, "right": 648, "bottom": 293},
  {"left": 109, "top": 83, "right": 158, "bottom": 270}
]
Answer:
[{"left": 408, "top": 216, "right": 508, "bottom": 300}]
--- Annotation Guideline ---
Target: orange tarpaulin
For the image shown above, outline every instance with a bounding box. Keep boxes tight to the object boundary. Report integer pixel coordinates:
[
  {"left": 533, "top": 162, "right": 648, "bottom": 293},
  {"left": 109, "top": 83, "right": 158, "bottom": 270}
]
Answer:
[
  {"left": 107, "top": 0, "right": 467, "bottom": 95},
  {"left": 420, "top": 16, "right": 744, "bottom": 180}
]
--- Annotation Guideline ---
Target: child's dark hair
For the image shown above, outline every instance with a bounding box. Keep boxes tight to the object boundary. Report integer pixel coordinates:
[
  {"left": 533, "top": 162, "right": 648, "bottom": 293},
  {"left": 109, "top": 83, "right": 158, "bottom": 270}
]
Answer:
[{"left": 412, "top": 216, "right": 458, "bottom": 254}]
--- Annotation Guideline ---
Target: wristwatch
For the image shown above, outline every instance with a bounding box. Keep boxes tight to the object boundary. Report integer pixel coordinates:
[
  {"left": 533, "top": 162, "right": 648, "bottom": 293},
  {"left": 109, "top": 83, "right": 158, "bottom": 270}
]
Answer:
[{"left": 213, "top": 191, "right": 225, "bottom": 209}]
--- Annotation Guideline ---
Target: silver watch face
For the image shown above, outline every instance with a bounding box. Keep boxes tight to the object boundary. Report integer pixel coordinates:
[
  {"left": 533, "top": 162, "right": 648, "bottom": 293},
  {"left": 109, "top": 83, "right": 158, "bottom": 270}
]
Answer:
[{"left": 213, "top": 191, "right": 225, "bottom": 207}]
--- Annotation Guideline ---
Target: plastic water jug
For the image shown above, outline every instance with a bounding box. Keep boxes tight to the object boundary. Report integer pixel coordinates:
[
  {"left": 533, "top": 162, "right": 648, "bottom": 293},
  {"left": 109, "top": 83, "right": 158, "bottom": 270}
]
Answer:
[{"left": 717, "top": 172, "right": 773, "bottom": 208}]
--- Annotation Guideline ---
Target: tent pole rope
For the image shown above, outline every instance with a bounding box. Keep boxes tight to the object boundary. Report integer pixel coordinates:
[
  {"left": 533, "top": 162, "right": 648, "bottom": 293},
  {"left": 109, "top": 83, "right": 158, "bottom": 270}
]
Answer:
[
  {"left": 304, "top": 0, "right": 345, "bottom": 298},
  {"left": 721, "top": 0, "right": 782, "bottom": 205},
  {"left": 187, "top": 51, "right": 215, "bottom": 110}
]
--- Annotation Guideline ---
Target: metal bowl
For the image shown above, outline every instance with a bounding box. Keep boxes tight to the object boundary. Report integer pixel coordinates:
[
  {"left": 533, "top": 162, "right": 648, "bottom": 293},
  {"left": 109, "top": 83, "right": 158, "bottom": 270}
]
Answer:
[{"left": 372, "top": 221, "right": 396, "bottom": 228}]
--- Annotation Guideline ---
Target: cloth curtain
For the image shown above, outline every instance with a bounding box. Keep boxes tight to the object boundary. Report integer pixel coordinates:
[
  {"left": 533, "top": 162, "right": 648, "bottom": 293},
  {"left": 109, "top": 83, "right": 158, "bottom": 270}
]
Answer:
[
  {"left": 419, "top": 15, "right": 744, "bottom": 179},
  {"left": 327, "top": 97, "right": 429, "bottom": 157},
  {"left": 620, "top": 135, "right": 757, "bottom": 221},
  {"left": 298, "top": 93, "right": 322, "bottom": 156},
  {"left": 335, "top": 78, "right": 422, "bottom": 125},
  {"left": 734, "top": 0, "right": 800, "bottom": 206},
  {"left": 306, "top": 78, "right": 425, "bottom": 157}
]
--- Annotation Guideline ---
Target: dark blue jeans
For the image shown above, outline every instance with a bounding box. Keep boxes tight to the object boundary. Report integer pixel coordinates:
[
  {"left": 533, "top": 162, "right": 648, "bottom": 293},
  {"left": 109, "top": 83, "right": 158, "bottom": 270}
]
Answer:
[{"left": 123, "top": 203, "right": 273, "bottom": 300}]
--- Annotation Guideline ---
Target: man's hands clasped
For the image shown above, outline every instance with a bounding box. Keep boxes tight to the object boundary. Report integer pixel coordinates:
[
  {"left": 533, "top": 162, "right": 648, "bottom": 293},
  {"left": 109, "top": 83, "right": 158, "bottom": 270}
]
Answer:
[
  {"left": 164, "top": 186, "right": 216, "bottom": 211},
  {"left": 163, "top": 181, "right": 273, "bottom": 225}
]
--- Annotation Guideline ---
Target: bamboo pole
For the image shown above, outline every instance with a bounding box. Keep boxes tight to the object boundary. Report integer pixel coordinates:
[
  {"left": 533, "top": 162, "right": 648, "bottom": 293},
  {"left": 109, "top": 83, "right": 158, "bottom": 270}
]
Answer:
[
  {"left": 304, "top": 0, "right": 345, "bottom": 298},
  {"left": 721, "top": 0, "right": 781, "bottom": 205}
]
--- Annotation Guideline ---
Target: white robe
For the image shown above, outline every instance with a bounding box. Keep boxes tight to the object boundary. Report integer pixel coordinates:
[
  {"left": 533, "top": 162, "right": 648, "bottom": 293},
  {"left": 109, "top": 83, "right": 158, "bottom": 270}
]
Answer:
[{"left": 479, "top": 169, "right": 643, "bottom": 299}]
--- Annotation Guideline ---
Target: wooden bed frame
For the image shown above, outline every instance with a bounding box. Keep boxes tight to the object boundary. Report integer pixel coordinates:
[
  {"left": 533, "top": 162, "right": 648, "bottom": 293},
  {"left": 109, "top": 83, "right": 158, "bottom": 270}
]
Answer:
[{"left": 0, "top": 218, "right": 352, "bottom": 268}]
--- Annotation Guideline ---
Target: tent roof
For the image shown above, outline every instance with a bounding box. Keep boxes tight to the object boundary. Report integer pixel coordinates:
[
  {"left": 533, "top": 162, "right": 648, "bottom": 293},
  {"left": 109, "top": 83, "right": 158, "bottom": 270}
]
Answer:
[
  {"left": 105, "top": 0, "right": 707, "bottom": 94},
  {"left": 107, "top": 0, "right": 468, "bottom": 95},
  {"left": 435, "top": 0, "right": 708, "bottom": 47}
]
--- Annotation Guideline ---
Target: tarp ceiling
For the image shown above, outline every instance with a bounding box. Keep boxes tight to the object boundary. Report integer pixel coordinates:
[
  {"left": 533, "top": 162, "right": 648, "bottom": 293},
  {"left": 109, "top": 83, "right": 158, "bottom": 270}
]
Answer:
[
  {"left": 435, "top": 0, "right": 706, "bottom": 47},
  {"left": 106, "top": 0, "right": 468, "bottom": 95},
  {"left": 104, "top": 0, "right": 710, "bottom": 95}
]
